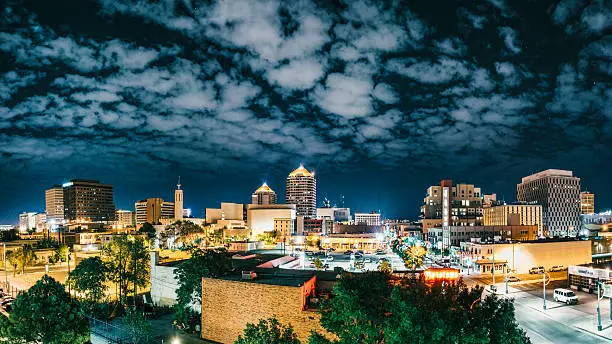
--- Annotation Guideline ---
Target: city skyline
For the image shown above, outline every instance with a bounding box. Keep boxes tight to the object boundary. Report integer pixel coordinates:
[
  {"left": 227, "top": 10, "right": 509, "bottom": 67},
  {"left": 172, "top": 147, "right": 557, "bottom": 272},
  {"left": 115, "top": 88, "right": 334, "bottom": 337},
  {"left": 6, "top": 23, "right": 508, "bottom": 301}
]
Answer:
[{"left": 1, "top": 0, "right": 611, "bottom": 223}]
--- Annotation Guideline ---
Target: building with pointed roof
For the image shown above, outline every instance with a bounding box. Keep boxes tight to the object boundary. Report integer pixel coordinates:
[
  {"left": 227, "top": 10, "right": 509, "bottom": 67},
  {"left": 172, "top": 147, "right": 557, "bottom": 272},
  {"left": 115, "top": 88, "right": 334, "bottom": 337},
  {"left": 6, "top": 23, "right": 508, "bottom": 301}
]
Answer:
[
  {"left": 286, "top": 164, "right": 317, "bottom": 217},
  {"left": 252, "top": 182, "right": 278, "bottom": 205}
]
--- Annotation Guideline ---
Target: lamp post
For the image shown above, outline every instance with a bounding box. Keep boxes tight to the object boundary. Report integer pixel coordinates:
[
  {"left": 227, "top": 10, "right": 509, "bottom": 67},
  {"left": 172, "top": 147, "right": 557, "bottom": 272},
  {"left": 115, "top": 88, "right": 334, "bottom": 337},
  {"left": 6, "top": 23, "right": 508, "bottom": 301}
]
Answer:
[
  {"left": 597, "top": 279, "right": 603, "bottom": 331},
  {"left": 542, "top": 270, "right": 546, "bottom": 310},
  {"left": 505, "top": 263, "right": 509, "bottom": 294},
  {"left": 491, "top": 243, "right": 495, "bottom": 287},
  {"left": 3, "top": 242, "right": 7, "bottom": 287}
]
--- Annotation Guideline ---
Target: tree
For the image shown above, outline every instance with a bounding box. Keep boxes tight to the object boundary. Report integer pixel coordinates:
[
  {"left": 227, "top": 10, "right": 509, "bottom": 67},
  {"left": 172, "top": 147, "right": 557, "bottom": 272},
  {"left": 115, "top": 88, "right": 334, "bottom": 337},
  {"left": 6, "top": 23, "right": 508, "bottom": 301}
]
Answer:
[
  {"left": 311, "top": 273, "right": 531, "bottom": 344},
  {"left": 378, "top": 259, "right": 392, "bottom": 274},
  {"left": 9, "top": 245, "right": 37, "bottom": 275},
  {"left": 101, "top": 235, "right": 149, "bottom": 305},
  {"left": 174, "top": 248, "right": 232, "bottom": 325},
  {"left": 138, "top": 222, "right": 156, "bottom": 238},
  {"left": 6, "top": 250, "right": 19, "bottom": 277},
  {"left": 68, "top": 257, "right": 109, "bottom": 305},
  {"left": 313, "top": 257, "right": 323, "bottom": 270},
  {"left": 235, "top": 317, "right": 300, "bottom": 344},
  {"left": 0, "top": 275, "right": 89, "bottom": 344},
  {"left": 403, "top": 246, "right": 426, "bottom": 269},
  {"left": 123, "top": 307, "right": 152, "bottom": 344}
]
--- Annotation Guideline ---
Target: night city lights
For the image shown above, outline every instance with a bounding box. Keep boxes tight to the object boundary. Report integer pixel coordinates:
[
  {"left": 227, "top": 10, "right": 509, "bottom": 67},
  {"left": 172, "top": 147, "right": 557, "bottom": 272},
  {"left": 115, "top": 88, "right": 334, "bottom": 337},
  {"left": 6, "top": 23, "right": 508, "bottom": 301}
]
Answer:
[{"left": 1, "top": 1, "right": 611, "bottom": 344}]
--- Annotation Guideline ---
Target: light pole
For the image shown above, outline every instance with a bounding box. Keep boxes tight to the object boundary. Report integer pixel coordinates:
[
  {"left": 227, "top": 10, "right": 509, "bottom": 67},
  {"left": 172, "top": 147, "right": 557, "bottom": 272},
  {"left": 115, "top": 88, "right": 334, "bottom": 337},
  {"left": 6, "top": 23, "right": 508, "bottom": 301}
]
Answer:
[
  {"left": 3, "top": 243, "right": 7, "bottom": 287},
  {"left": 542, "top": 270, "right": 546, "bottom": 310},
  {"left": 491, "top": 243, "right": 495, "bottom": 287},
  {"left": 597, "top": 279, "right": 603, "bottom": 331},
  {"left": 505, "top": 263, "right": 509, "bottom": 294}
]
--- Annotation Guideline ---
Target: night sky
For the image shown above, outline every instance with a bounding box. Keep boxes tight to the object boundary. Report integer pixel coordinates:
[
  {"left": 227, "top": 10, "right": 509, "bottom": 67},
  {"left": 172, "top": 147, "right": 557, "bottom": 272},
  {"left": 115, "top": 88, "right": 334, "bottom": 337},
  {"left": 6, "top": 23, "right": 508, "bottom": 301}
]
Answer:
[{"left": 0, "top": 0, "right": 611, "bottom": 224}]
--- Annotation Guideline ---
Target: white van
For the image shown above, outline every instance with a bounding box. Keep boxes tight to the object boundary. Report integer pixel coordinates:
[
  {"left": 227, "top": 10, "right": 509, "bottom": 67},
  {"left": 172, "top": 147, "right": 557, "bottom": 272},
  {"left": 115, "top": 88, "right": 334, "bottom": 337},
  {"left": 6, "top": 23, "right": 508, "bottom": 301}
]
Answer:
[{"left": 554, "top": 288, "right": 578, "bottom": 305}]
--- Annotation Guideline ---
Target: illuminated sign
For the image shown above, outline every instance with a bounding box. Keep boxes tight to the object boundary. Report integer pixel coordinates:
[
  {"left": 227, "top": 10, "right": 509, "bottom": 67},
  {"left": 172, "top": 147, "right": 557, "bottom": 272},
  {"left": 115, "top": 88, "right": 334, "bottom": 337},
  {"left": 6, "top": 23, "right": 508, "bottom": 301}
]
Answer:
[
  {"left": 423, "top": 268, "right": 460, "bottom": 281},
  {"left": 62, "top": 182, "right": 73, "bottom": 188}
]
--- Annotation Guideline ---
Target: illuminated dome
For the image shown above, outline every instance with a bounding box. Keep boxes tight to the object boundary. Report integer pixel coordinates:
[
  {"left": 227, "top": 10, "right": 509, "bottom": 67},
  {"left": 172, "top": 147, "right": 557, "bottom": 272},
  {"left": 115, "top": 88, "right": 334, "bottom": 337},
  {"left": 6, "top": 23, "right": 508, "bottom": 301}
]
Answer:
[
  {"left": 255, "top": 182, "right": 275, "bottom": 194},
  {"left": 288, "top": 164, "right": 314, "bottom": 178}
]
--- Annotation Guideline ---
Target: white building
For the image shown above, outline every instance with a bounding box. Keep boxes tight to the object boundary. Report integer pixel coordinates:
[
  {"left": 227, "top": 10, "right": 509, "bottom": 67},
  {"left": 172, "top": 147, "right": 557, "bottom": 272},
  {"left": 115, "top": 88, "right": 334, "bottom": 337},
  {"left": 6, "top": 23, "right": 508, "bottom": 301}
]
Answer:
[
  {"left": 206, "top": 202, "right": 244, "bottom": 224},
  {"left": 19, "top": 212, "right": 41, "bottom": 232},
  {"left": 116, "top": 210, "right": 135, "bottom": 228},
  {"left": 354, "top": 213, "right": 381, "bottom": 226},
  {"left": 286, "top": 165, "right": 316, "bottom": 217},
  {"left": 517, "top": 169, "right": 581, "bottom": 237},
  {"left": 247, "top": 204, "right": 296, "bottom": 239}
]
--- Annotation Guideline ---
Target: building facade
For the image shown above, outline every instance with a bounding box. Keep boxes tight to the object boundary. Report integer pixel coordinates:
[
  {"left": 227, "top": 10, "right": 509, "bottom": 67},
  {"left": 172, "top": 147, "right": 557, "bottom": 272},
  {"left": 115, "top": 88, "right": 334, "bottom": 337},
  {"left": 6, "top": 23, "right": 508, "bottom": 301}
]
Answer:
[
  {"left": 354, "top": 213, "right": 381, "bottom": 226},
  {"left": 483, "top": 204, "right": 543, "bottom": 237},
  {"left": 252, "top": 183, "right": 277, "bottom": 205},
  {"left": 429, "top": 225, "right": 540, "bottom": 248},
  {"left": 286, "top": 165, "right": 316, "bottom": 217},
  {"left": 247, "top": 204, "right": 297, "bottom": 239},
  {"left": 135, "top": 198, "right": 175, "bottom": 225},
  {"left": 421, "top": 180, "right": 484, "bottom": 234},
  {"left": 206, "top": 202, "right": 244, "bottom": 223},
  {"left": 45, "top": 186, "right": 65, "bottom": 223},
  {"left": 116, "top": 210, "right": 135, "bottom": 228},
  {"left": 62, "top": 179, "right": 115, "bottom": 222},
  {"left": 580, "top": 192, "right": 595, "bottom": 215},
  {"left": 517, "top": 169, "right": 581, "bottom": 237},
  {"left": 19, "top": 212, "right": 38, "bottom": 232}
]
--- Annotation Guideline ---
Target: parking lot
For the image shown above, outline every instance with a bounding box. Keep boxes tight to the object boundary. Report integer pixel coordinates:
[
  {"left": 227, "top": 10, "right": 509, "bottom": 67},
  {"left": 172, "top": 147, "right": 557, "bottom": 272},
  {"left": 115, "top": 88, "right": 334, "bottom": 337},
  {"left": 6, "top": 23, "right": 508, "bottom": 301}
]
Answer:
[{"left": 280, "top": 249, "right": 408, "bottom": 272}]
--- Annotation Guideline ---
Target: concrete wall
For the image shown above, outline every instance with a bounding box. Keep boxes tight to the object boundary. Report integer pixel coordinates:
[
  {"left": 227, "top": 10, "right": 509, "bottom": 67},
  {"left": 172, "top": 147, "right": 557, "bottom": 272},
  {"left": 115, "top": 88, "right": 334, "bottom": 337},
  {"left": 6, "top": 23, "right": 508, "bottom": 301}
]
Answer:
[
  {"left": 201, "top": 277, "right": 329, "bottom": 343},
  {"left": 150, "top": 252, "right": 180, "bottom": 307}
]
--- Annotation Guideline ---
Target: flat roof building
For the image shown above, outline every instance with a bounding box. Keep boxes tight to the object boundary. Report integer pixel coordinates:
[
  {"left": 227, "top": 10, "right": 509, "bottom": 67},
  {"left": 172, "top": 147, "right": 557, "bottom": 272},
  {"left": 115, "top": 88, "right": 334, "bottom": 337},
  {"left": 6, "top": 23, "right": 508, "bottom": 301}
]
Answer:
[
  {"left": 135, "top": 198, "right": 174, "bottom": 225},
  {"left": 517, "top": 169, "right": 580, "bottom": 237},
  {"left": 62, "top": 179, "right": 115, "bottom": 222},
  {"left": 580, "top": 191, "right": 595, "bottom": 215},
  {"left": 45, "top": 185, "right": 65, "bottom": 223},
  {"left": 483, "top": 204, "right": 543, "bottom": 237}
]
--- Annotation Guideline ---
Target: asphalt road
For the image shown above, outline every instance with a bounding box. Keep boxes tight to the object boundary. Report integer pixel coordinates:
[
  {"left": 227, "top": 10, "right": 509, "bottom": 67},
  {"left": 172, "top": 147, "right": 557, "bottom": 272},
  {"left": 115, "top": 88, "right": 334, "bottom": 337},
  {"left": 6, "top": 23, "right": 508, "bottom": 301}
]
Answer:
[{"left": 513, "top": 300, "right": 607, "bottom": 344}]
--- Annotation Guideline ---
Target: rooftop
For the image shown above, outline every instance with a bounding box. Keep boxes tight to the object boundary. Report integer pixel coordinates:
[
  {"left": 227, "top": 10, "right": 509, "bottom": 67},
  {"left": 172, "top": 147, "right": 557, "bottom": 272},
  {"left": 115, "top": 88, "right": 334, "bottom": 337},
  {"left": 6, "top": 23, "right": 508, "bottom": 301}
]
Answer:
[
  {"left": 214, "top": 273, "right": 315, "bottom": 287},
  {"left": 254, "top": 183, "right": 275, "bottom": 194},
  {"left": 521, "top": 169, "right": 576, "bottom": 183},
  {"left": 288, "top": 164, "right": 314, "bottom": 178}
]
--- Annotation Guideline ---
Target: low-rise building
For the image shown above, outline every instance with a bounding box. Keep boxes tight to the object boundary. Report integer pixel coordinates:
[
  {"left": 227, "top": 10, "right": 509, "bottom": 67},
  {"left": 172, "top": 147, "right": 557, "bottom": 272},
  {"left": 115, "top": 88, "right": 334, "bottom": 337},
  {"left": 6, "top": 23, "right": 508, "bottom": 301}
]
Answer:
[
  {"left": 201, "top": 274, "right": 328, "bottom": 343},
  {"left": 247, "top": 204, "right": 296, "bottom": 239},
  {"left": 135, "top": 198, "right": 174, "bottom": 225},
  {"left": 206, "top": 202, "right": 244, "bottom": 223},
  {"left": 483, "top": 204, "right": 543, "bottom": 237},
  {"left": 429, "top": 225, "right": 540, "bottom": 248},
  {"left": 460, "top": 239, "right": 592, "bottom": 274},
  {"left": 354, "top": 212, "right": 381, "bottom": 226}
]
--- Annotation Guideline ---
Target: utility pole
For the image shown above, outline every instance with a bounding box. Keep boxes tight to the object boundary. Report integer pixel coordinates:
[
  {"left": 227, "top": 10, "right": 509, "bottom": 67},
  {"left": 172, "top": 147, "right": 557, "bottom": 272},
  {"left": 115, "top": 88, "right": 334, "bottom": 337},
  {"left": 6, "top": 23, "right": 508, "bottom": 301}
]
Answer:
[
  {"left": 3, "top": 243, "right": 7, "bottom": 287},
  {"left": 505, "top": 263, "right": 509, "bottom": 294},
  {"left": 491, "top": 243, "right": 495, "bottom": 287}
]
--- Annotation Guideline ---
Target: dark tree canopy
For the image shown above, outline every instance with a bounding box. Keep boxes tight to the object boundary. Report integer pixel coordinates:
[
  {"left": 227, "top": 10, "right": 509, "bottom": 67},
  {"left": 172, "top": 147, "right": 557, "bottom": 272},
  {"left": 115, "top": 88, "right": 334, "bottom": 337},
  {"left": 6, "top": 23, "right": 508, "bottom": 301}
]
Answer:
[
  {"left": 0, "top": 275, "right": 89, "bottom": 344},
  {"left": 235, "top": 317, "right": 300, "bottom": 344}
]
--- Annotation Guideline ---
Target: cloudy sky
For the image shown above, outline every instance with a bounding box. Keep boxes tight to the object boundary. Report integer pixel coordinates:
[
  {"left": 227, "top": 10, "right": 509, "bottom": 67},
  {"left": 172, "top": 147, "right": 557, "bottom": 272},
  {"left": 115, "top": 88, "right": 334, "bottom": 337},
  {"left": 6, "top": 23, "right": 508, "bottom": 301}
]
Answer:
[{"left": 0, "top": 0, "right": 611, "bottom": 223}]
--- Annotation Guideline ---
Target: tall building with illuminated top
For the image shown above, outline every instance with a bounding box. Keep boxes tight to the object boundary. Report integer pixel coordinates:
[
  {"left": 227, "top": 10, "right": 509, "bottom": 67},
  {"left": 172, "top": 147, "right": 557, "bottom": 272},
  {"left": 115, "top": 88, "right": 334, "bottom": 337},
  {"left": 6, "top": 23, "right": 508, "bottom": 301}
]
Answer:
[
  {"left": 286, "top": 164, "right": 316, "bottom": 217},
  {"left": 252, "top": 183, "right": 277, "bottom": 205}
]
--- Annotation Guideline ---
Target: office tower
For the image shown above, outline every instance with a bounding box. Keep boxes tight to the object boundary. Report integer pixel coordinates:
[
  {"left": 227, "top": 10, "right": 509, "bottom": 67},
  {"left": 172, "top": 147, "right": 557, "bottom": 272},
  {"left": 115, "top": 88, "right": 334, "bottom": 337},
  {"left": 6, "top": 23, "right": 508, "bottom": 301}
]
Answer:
[
  {"left": 517, "top": 169, "right": 581, "bottom": 237},
  {"left": 135, "top": 198, "right": 175, "bottom": 225},
  {"left": 19, "top": 212, "right": 38, "bottom": 232},
  {"left": 285, "top": 164, "right": 316, "bottom": 217},
  {"left": 580, "top": 192, "right": 595, "bottom": 215},
  {"left": 175, "top": 177, "right": 184, "bottom": 220},
  {"left": 45, "top": 185, "right": 65, "bottom": 222},
  {"left": 483, "top": 204, "right": 543, "bottom": 237},
  {"left": 251, "top": 183, "right": 278, "bottom": 205},
  {"left": 62, "top": 179, "right": 115, "bottom": 222}
]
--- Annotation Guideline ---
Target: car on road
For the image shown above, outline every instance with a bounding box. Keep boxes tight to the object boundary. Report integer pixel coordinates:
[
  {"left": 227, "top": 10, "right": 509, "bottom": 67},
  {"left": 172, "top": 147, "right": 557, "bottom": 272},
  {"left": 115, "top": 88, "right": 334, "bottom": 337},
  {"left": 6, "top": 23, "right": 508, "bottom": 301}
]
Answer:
[
  {"left": 354, "top": 253, "right": 364, "bottom": 260},
  {"left": 549, "top": 265, "right": 566, "bottom": 272},
  {"left": 324, "top": 256, "right": 334, "bottom": 262},
  {"left": 529, "top": 266, "right": 545, "bottom": 274},
  {"left": 364, "top": 257, "right": 372, "bottom": 263},
  {"left": 375, "top": 249, "right": 386, "bottom": 255},
  {"left": 506, "top": 276, "right": 521, "bottom": 282},
  {"left": 344, "top": 250, "right": 353, "bottom": 255},
  {"left": 554, "top": 288, "right": 578, "bottom": 305}
]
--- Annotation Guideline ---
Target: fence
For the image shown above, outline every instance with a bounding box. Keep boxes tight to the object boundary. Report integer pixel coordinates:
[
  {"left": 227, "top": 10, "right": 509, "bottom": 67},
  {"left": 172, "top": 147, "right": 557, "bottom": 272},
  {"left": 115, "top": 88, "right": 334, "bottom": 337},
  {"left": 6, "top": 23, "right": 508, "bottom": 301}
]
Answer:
[
  {"left": 0, "top": 281, "right": 22, "bottom": 298},
  {"left": 88, "top": 316, "right": 132, "bottom": 344}
]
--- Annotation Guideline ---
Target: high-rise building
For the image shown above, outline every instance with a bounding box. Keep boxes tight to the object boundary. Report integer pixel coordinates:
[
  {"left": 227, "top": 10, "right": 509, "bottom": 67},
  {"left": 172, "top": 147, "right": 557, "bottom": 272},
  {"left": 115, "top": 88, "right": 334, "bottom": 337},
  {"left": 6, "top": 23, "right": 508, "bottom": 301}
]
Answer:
[
  {"left": 45, "top": 186, "right": 65, "bottom": 222},
  {"left": 580, "top": 191, "right": 595, "bottom": 215},
  {"left": 286, "top": 164, "right": 316, "bottom": 217},
  {"left": 135, "top": 198, "right": 175, "bottom": 225},
  {"left": 175, "top": 178, "right": 184, "bottom": 220},
  {"left": 483, "top": 204, "right": 544, "bottom": 237},
  {"left": 251, "top": 183, "right": 277, "bottom": 205},
  {"left": 517, "top": 169, "right": 581, "bottom": 237},
  {"left": 62, "top": 179, "right": 115, "bottom": 222},
  {"left": 116, "top": 210, "right": 135, "bottom": 228},
  {"left": 420, "top": 180, "right": 484, "bottom": 233}
]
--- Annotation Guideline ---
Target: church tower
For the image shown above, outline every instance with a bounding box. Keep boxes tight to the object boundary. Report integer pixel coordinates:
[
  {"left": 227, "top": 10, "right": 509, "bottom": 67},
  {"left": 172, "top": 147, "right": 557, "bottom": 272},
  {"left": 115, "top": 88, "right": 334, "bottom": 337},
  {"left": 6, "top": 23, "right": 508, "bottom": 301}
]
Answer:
[{"left": 174, "top": 177, "right": 184, "bottom": 220}]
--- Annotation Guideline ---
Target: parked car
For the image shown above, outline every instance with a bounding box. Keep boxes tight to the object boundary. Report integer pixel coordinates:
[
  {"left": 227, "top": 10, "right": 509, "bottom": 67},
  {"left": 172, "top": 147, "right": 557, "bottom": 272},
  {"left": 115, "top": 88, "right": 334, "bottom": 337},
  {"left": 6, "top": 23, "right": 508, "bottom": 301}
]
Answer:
[
  {"left": 324, "top": 256, "right": 334, "bottom": 262},
  {"left": 506, "top": 276, "right": 521, "bottom": 282},
  {"left": 344, "top": 250, "right": 354, "bottom": 255},
  {"left": 529, "top": 266, "right": 545, "bottom": 274},
  {"left": 375, "top": 249, "right": 386, "bottom": 255},
  {"left": 364, "top": 257, "right": 372, "bottom": 263},
  {"left": 549, "top": 265, "right": 566, "bottom": 272},
  {"left": 357, "top": 250, "right": 365, "bottom": 255},
  {"left": 354, "top": 253, "right": 364, "bottom": 260},
  {"left": 326, "top": 247, "right": 336, "bottom": 252},
  {"left": 554, "top": 288, "right": 578, "bottom": 305}
]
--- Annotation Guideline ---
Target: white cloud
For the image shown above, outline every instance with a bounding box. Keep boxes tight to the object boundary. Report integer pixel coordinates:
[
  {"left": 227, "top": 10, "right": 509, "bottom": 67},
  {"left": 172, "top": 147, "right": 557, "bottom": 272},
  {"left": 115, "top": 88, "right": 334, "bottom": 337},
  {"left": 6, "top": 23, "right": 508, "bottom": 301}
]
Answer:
[
  {"left": 72, "top": 91, "right": 123, "bottom": 103},
  {"left": 372, "top": 83, "right": 399, "bottom": 104},
  {"left": 314, "top": 73, "right": 373, "bottom": 118},
  {"left": 499, "top": 27, "right": 521, "bottom": 54},
  {"left": 267, "top": 59, "right": 325, "bottom": 90},
  {"left": 167, "top": 90, "right": 217, "bottom": 111},
  {"left": 387, "top": 58, "right": 469, "bottom": 84}
]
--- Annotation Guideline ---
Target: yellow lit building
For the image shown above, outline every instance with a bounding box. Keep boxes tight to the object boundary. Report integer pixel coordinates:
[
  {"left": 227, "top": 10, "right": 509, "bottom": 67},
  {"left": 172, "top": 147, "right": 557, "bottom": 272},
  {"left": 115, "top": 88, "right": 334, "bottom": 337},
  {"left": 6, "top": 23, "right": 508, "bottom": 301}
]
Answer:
[
  {"left": 580, "top": 191, "right": 595, "bottom": 215},
  {"left": 483, "top": 204, "right": 543, "bottom": 237}
]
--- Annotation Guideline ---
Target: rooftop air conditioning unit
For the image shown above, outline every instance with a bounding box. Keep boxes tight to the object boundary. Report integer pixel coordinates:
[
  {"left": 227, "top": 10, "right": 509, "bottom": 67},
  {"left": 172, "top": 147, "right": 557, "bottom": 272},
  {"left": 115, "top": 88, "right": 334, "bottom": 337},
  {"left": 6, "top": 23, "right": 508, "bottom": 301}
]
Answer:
[{"left": 242, "top": 271, "right": 257, "bottom": 280}]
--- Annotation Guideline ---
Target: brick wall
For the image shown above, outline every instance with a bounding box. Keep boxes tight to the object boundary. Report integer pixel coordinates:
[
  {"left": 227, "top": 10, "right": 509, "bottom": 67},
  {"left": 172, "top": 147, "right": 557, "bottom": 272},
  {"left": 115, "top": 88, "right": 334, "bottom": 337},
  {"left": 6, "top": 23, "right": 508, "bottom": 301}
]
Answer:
[{"left": 201, "top": 277, "right": 330, "bottom": 343}]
